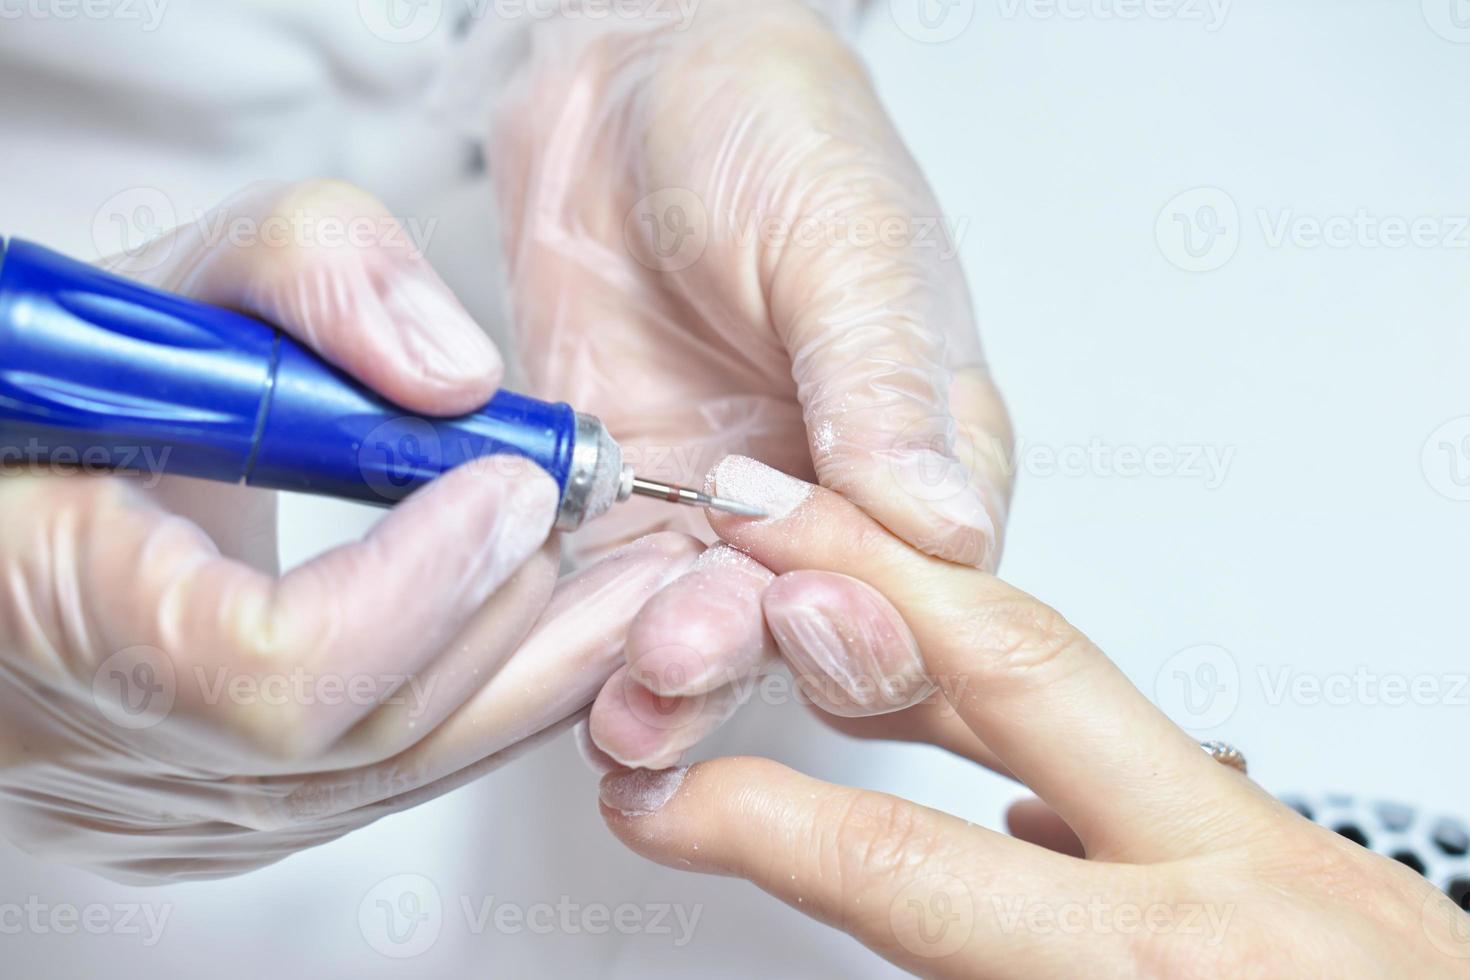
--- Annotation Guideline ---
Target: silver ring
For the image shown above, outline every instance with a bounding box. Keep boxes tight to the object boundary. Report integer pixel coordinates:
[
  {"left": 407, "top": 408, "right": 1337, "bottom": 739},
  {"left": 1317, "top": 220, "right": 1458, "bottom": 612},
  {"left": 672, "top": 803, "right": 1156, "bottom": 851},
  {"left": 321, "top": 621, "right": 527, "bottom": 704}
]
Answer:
[{"left": 1200, "top": 740, "right": 1248, "bottom": 774}]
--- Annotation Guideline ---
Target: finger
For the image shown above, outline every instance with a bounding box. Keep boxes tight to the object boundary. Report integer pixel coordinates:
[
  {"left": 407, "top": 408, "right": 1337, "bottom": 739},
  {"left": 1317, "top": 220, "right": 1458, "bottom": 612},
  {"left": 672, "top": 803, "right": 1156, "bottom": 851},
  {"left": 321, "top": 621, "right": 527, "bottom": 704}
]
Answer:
[
  {"left": 600, "top": 757, "right": 1122, "bottom": 976},
  {"left": 588, "top": 663, "right": 752, "bottom": 771},
  {"left": 3, "top": 457, "right": 558, "bottom": 768},
  {"left": 259, "top": 533, "right": 701, "bottom": 826},
  {"left": 593, "top": 544, "right": 779, "bottom": 768},
  {"left": 758, "top": 101, "right": 1013, "bottom": 569},
  {"left": 1007, "top": 798, "right": 1086, "bottom": 859},
  {"left": 764, "top": 570, "right": 933, "bottom": 717},
  {"left": 625, "top": 545, "right": 776, "bottom": 698},
  {"left": 313, "top": 534, "right": 563, "bottom": 770},
  {"left": 706, "top": 456, "right": 1261, "bottom": 861},
  {"left": 103, "top": 179, "right": 502, "bottom": 415},
  {"left": 817, "top": 699, "right": 1009, "bottom": 776}
]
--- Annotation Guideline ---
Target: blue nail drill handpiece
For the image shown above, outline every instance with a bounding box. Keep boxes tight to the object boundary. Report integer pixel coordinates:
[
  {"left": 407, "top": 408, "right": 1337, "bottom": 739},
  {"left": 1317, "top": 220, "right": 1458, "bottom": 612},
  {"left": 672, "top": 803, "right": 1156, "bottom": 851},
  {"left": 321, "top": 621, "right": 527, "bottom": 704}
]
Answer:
[{"left": 0, "top": 238, "right": 762, "bottom": 528}]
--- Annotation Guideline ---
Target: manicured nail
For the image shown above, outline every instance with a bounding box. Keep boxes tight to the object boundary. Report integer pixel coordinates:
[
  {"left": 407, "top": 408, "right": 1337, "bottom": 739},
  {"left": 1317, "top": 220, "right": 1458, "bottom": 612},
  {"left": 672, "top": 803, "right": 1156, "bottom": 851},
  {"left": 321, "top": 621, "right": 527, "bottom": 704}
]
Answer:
[
  {"left": 386, "top": 266, "right": 504, "bottom": 386},
  {"left": 711, "top": 456, "right": 812, "bottom": 522},
  {"left": 472, "top": 457, "right": 559, "bottom": 589},
  {"left": 888, "top": 449, "right": 997, "bottom": 568},
  {"left": 574, "top": 722, "right": 620, "bottom": 777},
  {"left": 599, "top": 767, "right": 689, "bottom": 817},
  {"left": 764, "top": 572, "right": 933, "bottom": 717}
]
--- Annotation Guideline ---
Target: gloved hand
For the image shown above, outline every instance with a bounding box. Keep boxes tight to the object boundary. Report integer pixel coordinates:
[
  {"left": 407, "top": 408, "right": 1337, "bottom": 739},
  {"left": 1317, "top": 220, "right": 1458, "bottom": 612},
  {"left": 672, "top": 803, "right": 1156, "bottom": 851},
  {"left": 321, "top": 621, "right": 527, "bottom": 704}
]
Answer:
[
  {"left": 0, "top": 181, "right": 700, "bottom": 883},
  {"left": 478, "top": 0, "right": 1014, "bottom": 765}
]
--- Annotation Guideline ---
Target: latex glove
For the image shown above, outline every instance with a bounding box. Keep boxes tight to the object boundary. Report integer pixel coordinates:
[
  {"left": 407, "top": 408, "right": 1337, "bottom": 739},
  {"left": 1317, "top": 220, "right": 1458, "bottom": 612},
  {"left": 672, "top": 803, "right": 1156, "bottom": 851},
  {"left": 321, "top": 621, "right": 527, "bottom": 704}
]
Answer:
[
  {"left": 484, "top": 0, "right": 1011, "bottom": 566},
  {"left": 598, "top": 459, "right": 1467, "bottom": 978},
  {"left": 479, "top": 0, "right": 1013, "bottom": 763},
  {"left": 0, "top": 181, "right": 701, "bottom": 883}
]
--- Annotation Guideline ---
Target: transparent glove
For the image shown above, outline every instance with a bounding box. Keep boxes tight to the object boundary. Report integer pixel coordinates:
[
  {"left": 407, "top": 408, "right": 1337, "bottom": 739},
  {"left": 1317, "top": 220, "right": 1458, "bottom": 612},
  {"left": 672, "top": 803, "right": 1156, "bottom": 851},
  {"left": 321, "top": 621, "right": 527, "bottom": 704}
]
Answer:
[
  {"left": 476, "top": 0, "right": 1014, "bottom": 765},
  {"left": 0, "top": 181, "right": 700, "bottom": 883}
]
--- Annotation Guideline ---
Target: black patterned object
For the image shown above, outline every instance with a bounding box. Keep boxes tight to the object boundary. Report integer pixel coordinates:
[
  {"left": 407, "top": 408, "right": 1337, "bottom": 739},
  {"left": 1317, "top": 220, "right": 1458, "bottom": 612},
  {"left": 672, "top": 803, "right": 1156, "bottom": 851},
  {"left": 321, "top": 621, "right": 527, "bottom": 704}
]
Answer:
[{"left": 1281, "top": 794, "right": 1470, "bottom": 909}]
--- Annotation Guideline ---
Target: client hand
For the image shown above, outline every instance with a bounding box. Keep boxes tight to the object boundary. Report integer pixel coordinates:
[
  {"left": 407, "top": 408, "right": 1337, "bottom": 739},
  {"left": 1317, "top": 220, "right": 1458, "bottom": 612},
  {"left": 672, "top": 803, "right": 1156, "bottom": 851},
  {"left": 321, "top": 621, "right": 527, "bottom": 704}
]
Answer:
[{"left": 595, "top": 457, "right": 1467, "bottom": 978}]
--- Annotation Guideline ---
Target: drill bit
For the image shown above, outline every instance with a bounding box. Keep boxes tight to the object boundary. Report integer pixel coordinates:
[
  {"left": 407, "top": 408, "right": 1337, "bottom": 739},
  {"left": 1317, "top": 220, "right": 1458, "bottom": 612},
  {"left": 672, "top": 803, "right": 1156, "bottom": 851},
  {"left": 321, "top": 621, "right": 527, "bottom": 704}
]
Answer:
[{"left": 628, "top": 476, "right": 767, "bottom": 519}]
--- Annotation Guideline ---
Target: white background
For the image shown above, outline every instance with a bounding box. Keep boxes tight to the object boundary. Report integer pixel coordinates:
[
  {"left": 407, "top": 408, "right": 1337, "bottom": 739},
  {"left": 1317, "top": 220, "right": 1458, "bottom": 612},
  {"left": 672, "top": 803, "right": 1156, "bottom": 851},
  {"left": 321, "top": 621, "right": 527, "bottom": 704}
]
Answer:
[{"left": 1, "top": 0, "right": 1468, "bottom": 975}]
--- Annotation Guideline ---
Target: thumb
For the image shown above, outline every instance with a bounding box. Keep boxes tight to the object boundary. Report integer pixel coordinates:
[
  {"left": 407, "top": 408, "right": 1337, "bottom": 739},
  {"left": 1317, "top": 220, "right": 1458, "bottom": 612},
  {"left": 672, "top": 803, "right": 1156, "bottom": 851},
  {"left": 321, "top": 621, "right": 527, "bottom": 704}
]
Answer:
[
  {"left": 768, "top": 167, "right": 1012, "bottom": 569},
  {"left": 102, "top": 179, "right": 503, "bottom": 416}
]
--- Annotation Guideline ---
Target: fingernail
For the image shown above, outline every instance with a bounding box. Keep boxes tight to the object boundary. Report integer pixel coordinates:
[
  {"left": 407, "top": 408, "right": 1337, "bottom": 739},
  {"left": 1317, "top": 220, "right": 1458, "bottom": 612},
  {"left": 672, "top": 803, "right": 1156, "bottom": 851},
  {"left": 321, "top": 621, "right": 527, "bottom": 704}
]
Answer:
[
  {"left": 764, "top": 573, "right": 933, "bottom": 717},
  {"left": 888, "top": 450, "right": 998, "bottom": 568},
  {"left": 574, "top": 722, "right": 620, "bottom": 777},
  {"left": 474, "top": 458, "right": 559, "bottom": 585},
  {"left": 385, "top": 265, "right": 504, "bottom": 387},
  {"left": 711, "top": 456, "right": 812, "bottom": 521},
  {"left": 599, "top": 767, "right": 689, "bottom": 817}
]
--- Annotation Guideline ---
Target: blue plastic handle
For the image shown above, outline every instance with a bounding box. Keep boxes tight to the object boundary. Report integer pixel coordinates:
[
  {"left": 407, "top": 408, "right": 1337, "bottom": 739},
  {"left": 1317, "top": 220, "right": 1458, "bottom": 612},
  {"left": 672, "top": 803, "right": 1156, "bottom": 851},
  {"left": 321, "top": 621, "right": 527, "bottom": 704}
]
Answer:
[{"left": 0, "top": 238, "right": 578, "bottom": 506}]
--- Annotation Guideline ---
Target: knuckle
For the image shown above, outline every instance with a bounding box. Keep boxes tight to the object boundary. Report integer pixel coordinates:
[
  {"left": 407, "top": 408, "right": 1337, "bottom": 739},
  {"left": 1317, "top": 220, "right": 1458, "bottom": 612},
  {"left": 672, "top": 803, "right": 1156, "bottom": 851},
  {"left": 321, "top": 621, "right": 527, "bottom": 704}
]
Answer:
[
  {"left": 812, "top": 789, "right": 944, "bottom": 903},
  {"left": 231, "top": 697, "right": 321, "bottom": 766},
  {"left": 274, "top": 178, "right": 384, "bottom": 222},
  {"left": 961, "top": 592, "right": 1087, "bottom": 683}
]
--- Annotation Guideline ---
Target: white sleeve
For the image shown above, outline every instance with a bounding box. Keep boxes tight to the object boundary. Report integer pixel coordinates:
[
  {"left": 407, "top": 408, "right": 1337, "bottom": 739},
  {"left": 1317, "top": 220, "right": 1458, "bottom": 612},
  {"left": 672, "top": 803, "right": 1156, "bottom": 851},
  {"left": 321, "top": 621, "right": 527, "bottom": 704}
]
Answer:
[{"left": 427, "top": 0, "right": 871, "bottom": 141}]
